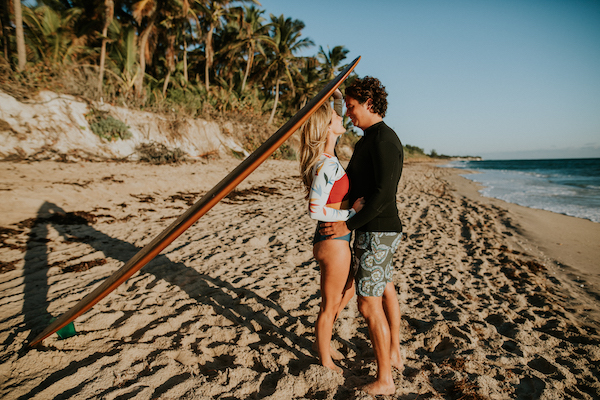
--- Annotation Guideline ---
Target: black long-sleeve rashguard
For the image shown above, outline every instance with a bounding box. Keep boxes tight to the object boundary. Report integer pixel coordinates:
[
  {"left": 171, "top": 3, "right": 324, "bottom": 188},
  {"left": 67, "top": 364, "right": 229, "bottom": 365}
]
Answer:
[{"left": 345, "top": 121, "right": 404, "bottom": 232}]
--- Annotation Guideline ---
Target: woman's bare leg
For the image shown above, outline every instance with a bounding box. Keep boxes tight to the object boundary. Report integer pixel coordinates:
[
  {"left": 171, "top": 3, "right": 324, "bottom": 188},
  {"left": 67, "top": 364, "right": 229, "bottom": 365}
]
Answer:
[{"left": 313, "top": 239, "right": 351, "bottom": 371}]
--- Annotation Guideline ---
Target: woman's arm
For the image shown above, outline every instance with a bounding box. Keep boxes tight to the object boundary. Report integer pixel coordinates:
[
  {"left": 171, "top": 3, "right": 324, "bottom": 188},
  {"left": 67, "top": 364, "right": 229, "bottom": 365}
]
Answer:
[
  {"left": 333, "top": 89, "right": 343, "bottom": 117},
  {"left": 309, "top": 157, "right": 356, "bottom": 222}
]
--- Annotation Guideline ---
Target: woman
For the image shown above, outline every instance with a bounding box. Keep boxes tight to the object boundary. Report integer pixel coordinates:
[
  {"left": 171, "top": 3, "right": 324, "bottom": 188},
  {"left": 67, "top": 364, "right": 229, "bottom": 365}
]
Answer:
[{"left": 299, "top": 98, "right": 363, "bottom": 372}]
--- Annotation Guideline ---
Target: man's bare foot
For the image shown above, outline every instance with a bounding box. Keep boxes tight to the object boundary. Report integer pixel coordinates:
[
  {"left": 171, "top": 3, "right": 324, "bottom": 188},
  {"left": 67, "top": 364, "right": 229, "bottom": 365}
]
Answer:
[
  {"left": 311, "top": 342, "right": 345, "bottom": 360},
  {"left": 361, "top": 380, "right": 396, "bottom": 396}
]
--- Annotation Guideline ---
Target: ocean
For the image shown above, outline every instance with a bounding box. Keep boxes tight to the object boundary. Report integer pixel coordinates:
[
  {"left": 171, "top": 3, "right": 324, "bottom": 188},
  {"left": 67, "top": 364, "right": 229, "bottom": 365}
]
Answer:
[{"left": 446, "top": 158, "right": 600, "bottom": 223}]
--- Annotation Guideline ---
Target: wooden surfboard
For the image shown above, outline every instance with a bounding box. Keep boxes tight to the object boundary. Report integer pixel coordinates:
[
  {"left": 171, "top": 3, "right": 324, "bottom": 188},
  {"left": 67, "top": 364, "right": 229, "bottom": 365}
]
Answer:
[{"left": 29, "top": 56, "right": 361, "bottom": 347}]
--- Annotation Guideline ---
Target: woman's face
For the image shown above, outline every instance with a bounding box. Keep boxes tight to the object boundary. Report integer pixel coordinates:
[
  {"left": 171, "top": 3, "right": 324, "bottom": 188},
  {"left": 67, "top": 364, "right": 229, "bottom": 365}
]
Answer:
[{"left": 328, "top": 111, "right": 346, "bottom": 136}]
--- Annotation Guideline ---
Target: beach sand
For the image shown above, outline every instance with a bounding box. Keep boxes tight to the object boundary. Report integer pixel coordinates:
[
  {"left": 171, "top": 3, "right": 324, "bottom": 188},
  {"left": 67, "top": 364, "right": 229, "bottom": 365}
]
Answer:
[{"left": 0, "top": 159, "right": 599, "bottom": 399}]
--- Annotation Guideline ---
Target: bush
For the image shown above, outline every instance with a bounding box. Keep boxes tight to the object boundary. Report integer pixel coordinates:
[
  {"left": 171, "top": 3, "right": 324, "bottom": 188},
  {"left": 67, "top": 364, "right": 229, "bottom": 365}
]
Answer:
[
  {"left": 404, "top": 144, "right": 426, "bottom": 156},
  {"left": 136, "top": 142, "right": 185, "bottom": 164},
  {"left": 85, "top": 109, "right": 132, "bottom": 141}
]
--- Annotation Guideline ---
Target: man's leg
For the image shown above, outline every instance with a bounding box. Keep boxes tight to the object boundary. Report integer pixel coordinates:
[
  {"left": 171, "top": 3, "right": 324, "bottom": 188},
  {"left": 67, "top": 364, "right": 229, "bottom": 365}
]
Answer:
[
  {"left": 353, "top": 231, "right": 402, "bottom": 395},
  {"left": 357, "top": 295, "right": 395, "bottom": 395},
  {"left": 382, "top": 282, "right": 403, "bottom": 371}
]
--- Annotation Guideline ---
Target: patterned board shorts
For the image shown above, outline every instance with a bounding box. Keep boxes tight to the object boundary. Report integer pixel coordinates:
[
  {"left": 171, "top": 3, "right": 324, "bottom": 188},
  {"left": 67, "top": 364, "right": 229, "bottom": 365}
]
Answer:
[{"left": 353, "top": 231, "right": 402, "bottom": 297}]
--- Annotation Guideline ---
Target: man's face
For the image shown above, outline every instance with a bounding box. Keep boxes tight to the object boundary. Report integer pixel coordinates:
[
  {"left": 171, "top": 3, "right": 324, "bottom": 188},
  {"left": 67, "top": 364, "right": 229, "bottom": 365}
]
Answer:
[{"left": 345, "top": 96, "right": 372, "bottom": 130}]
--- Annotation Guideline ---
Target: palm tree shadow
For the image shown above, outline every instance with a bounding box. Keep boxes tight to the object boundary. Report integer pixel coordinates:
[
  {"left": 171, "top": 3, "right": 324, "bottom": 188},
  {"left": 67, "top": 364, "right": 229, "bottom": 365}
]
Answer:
[{"left": 18, "top": 201, "right": 320, "bottom": 399}]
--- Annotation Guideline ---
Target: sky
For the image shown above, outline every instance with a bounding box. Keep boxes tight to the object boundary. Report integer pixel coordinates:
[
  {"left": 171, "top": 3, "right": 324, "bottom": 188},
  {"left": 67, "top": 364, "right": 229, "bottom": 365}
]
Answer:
[{"left": 256, "top": 0, "right": 600, "bottom": 160}]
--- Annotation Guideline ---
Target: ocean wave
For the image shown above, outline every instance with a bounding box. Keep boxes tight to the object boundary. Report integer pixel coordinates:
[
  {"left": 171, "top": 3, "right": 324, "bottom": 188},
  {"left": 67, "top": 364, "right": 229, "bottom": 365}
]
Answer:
[{"left": 456, "top": 158, "right": 600, "bottom": 223}]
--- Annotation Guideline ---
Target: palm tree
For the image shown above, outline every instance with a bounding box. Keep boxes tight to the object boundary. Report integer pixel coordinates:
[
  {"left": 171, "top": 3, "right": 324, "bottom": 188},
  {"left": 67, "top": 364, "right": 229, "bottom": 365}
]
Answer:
[
  {"left": 213, "top": 14, "right": 242, "bottom": 89},
  {"left": 262, "top": 13, "right": 313, "bottom": 125},
  {"left": 194, "top": 0, "right": 226, "bottom": 92},
  {"left": 294, "top": 56, "right": 320, "bottom": 109},
  {"left": 22, "top": 5, "right": 85, "bottom": 66},
  {"left": 161, "top": 32, "right": 176, "bottom": 95},
  {"left": 317, "top": 45, "right": 349, "bottom": 82},
  {"left": 180, "top": 0, "right": 198, "bottom": 85},
  {"left": 193, "top": 0, "right": 259, "bottom": 92},
  {"left": 132, "top": 0, "right": 161, "bottom": 98},
  {"left": 97, "top": 0, "right": 114, "bottom": 97},
  {"left": 107, "top": 22, "right": 139, "bottom": 94},
  {"left": 229, "top": 5, "right": 268, "bottom": 93},
  {"left": 157, "top": 1, "right": 184, "bottom": 96}
]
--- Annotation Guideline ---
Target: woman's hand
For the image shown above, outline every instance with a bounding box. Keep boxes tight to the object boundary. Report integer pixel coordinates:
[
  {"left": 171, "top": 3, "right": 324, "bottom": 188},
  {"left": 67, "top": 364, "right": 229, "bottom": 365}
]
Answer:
[
  {"left": 333, "top": 88, "right": 343, "bottom": 100},
  {"left": 352, "top": 197, "right": 365, "bottom": 213}
]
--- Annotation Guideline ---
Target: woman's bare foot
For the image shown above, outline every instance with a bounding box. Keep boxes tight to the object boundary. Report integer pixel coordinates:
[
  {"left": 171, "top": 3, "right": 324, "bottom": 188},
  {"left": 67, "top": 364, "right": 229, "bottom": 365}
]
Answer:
[
  {"left": 311, "top": 342, "right": 345, "bottom": 360},
  {"left": 322, "top": 361, "right": 343, "bottom": 374},
  {"left": 391, "top": 352, "right": 404, "bottom": 373},
  {"left": 330, "top": 346, "right": 344, "bottom": 360},
  {"left": 361, "top": 380, "right": 396, "bottom": 396}
]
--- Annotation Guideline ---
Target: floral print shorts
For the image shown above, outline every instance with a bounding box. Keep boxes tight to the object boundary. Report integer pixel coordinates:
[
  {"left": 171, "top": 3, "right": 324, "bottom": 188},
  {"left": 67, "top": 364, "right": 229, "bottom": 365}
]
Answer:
[{"left": 353, "top": 231, "right": 402, "bottom": 297}]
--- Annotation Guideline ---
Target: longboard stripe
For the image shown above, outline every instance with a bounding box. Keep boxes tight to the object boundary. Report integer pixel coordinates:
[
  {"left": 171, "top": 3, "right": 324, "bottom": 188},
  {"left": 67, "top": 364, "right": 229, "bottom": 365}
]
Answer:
[{"left": 28, "top": 56, "right": 360, "bottom": 347}]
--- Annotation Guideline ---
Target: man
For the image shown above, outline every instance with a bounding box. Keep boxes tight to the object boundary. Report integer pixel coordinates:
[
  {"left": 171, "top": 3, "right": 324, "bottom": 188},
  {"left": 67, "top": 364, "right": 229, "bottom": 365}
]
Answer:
[{"left": 321, "top": 76, "right": 404, "bottom": 395}]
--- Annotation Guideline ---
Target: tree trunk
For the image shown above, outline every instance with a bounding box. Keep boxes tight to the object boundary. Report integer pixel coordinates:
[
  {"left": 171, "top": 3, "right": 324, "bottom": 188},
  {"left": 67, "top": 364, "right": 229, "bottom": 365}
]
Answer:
[
  {"left": 135, "top": 20, "right": 154, "bottom": 98},
  {"left": 267, "top": 77, "right": 280, "bottom": 125},
  {"left": 204, "top": 23, "right": 214, "bottom": 92},
  {"left": 97, "top": 0, "right": 114, "bottom": 99},
  {"left": 1, "top": 0, "right": 11, "bottom": 62},
  {"left": 241, "top": 43, "right": 254, "bottom": 93},
  {"left": 183, "top": 37, "right": 188, "bottom": 84},
  {"left": 14, "top": 0, "right": 25, "bottom": 71},
  {"left": 162, "top": 69, "right": 171, "bottom": 96},
  {"left": 98, "top": 31, "right": 108, "bottom": 98}
]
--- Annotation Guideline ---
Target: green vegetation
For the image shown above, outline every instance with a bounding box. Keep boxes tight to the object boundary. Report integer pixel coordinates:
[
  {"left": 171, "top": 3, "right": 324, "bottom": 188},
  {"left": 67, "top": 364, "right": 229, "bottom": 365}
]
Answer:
[
  {"left": 404, "top": 144, "right": 427, "bottom": 158},
  {"left": 0, "top": 0, "right": 356, "bottom": 127},
  {"left": 403, "top": 144, "right": 462, "bottom": 160},
  {"left": 85, "top": 108, "right": 132, "bottom": 141}
]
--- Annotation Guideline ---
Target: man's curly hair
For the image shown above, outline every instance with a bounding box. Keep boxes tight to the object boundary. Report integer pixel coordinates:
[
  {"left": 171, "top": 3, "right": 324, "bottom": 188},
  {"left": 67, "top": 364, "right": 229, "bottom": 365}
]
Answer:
[{"left": 345, "top": 76, "right": 388, "bottom": 118}]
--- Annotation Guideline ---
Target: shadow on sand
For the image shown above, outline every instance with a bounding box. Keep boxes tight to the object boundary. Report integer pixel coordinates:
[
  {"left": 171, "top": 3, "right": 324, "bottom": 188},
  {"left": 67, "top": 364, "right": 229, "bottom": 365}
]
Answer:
[{"left": 16, "top": 201, "right": 348, "bottom": 399}]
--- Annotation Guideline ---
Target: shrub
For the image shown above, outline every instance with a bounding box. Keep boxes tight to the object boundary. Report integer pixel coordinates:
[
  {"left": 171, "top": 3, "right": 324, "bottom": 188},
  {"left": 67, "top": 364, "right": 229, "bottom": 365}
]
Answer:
[
  {"left": 404, "top": 144, "right": 426, "bottom": 156},
  {"left": 86, "top": 109, "right": 132, "bottom": 141},
  {"left": 136, "top": 142, "right": 185, "bottom": 164}
]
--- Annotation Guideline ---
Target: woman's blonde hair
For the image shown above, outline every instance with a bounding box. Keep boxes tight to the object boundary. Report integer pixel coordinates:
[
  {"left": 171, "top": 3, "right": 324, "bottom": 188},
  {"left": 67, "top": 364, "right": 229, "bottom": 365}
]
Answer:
[{"left": 299, "top": 102, "right": 333, "bottom": 198}]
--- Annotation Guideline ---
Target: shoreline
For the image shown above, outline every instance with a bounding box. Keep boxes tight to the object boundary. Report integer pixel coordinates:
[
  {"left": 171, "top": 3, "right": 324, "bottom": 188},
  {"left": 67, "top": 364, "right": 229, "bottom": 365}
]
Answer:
[{"left": 442, "top": 167, "right": 600, "bottom": 288}]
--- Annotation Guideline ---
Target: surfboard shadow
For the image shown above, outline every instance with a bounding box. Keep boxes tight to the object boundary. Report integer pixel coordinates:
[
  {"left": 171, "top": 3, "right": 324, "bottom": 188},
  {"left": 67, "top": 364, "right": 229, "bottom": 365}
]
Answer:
[{"left": 18, "top": 201, "right": 321, "bottom": 399}]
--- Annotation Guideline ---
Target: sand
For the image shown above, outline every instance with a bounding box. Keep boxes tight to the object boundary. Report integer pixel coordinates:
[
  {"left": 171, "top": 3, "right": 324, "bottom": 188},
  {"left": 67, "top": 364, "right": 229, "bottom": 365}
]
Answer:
[{"left": 0, "top": 159, "right": 599, "bottom": 399}]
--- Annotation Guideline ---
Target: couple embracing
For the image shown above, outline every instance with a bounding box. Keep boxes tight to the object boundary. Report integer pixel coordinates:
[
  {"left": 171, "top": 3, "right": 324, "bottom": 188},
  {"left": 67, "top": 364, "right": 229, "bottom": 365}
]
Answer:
[{"left": 299, "top": 76, "right": 404, "bottom": 395}]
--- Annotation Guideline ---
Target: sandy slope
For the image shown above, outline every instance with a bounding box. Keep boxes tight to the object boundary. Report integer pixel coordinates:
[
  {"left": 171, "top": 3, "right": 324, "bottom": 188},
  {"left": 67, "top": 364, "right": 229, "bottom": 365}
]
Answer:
[{"left": 0, "top": 159, "right": 599, "bottom": 399}]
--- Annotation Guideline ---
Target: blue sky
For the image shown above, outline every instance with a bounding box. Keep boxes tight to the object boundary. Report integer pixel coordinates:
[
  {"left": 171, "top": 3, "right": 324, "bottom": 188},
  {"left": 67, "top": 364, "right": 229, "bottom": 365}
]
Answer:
[{"left": 257, "top": 0, "right": 600, "bottom": 160}]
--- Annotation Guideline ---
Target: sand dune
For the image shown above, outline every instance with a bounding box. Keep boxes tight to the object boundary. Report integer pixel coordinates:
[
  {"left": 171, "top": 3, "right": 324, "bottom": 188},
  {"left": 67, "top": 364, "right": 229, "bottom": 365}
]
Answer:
[{"left": 0, "top": 159, "right": 599, "bottom": 399}]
